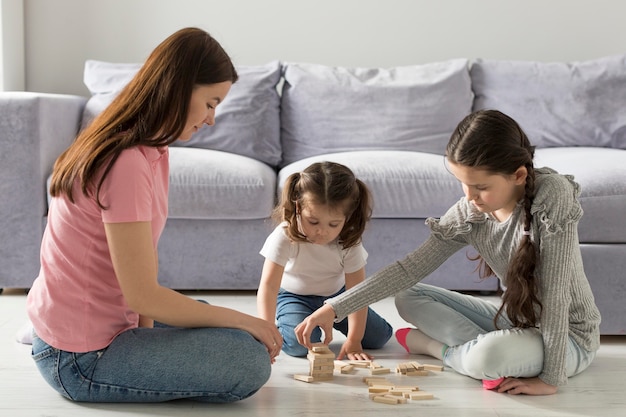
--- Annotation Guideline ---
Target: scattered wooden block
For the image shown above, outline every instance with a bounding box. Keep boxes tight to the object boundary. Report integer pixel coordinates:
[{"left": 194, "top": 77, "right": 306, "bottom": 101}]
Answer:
[
  {"left": 384, "top": 394, "right": 407, "bottom": 404},
  {"left": 370, "top": 366, "right": 391, "bottom": 375},
  {"left": 294, "top": 374, "right": 315, "bottom": 383},
  {"left": 372, "top": 395, "right": 401, "bottom": 405},
  {"left": 349, "top": 360, "right": 372, "bottom": 368},
  {"left": 391, "top": 385, "right": 419, "bottom": 392},
  {"left": 422, "top": 364, "right": 444, "bottom": 372},
  {"left": 363, "top": 377, "right": 394, "bottom": 386},
  {"left": 396, "top": 361, "right": 431, "bottom": 376},
  {"left": 407, "top": 391, "right": 434, "bottom": 400},
  {"left": 368, "top": 385, "right": 392, "bottom": 393}
]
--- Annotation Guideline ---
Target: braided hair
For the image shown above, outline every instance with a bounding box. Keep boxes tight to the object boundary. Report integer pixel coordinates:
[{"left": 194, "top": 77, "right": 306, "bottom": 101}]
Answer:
[{"left": 446, "top": 110, "right": 542, "bottom": 328}]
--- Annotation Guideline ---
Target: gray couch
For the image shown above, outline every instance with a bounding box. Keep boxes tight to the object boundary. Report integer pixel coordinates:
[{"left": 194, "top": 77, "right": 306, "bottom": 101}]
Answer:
[{"left": 1, "top": 55, "right": 625, "bottom": 335}]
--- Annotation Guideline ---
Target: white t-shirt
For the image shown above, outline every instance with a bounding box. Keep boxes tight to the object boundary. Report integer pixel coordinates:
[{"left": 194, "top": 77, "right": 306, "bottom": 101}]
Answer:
[{"left": 260, "top": 223, "right": 368, "bottom": 296}]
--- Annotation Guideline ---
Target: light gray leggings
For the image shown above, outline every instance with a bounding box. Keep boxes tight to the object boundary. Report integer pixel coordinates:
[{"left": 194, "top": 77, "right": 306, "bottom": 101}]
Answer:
[{"left": 395, "top": 283, "right": 595, "bottom": 381}]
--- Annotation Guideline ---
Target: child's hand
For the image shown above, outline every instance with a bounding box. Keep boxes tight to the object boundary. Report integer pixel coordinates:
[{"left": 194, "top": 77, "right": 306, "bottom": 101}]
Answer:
[{"left": 337, "top": 340, "right": 372, "bottom": 361}]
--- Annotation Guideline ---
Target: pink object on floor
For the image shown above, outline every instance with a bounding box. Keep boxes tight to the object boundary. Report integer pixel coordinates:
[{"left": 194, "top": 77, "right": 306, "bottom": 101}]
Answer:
[
  {"left": 395, "top": 327, "right": 412, "bottom": 353},
  {"left": 482, "top": 377, "right": 505, "bottom": 390}
]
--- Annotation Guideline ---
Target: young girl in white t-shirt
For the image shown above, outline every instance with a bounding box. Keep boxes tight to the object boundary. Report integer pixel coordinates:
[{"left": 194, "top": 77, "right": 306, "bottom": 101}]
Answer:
[{"left": 258, "top": 161, "right": 392, "bottom": 359}]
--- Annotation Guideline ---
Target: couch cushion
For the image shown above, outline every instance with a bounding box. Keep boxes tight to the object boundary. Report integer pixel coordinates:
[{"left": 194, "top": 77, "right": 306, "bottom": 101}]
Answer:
[
  {"left": 278, "top": 151, "right": 461, "bottom": 218},
  {"left": 279, "top": 60, "right": 473, "bottom": 168},
  {"left": 471, "top": 54, "right": 626, "bottom": 149},
  {"left": 168, "top": 147, "right": 276, "bottom": 220},
  {"left": 82, "top": 60, "right": 283, "bottom": 167},
  {"left": 534, "top": 147, "right": 626, "bottom": 243}
]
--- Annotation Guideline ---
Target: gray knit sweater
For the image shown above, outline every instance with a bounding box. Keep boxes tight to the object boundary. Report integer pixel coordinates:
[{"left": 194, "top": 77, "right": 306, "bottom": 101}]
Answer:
[{"left": 327, "top": 168, "right": 601, "bottom": 386}]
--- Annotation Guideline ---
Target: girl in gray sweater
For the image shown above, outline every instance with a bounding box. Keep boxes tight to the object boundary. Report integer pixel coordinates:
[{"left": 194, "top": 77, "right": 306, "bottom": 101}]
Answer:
[{"left": 294, "top": 109, "right": 601, "bottom": 396}]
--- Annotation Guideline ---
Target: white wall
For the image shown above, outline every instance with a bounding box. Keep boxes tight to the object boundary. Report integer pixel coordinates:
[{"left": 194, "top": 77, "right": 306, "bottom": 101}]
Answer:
[
  {"left": 23, "top": 0, "right": 626, "bottom": 96},
  {"left": 0, "top": 0, "right": 24, "bottom": 91}
]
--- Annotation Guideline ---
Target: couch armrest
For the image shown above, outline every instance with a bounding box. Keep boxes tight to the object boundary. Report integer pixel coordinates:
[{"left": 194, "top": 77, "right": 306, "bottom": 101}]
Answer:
[{"left": 0, "top": 92, "right": 87, "bottom": 287}]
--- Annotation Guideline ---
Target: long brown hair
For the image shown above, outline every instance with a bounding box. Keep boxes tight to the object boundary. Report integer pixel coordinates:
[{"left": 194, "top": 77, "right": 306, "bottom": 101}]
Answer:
[
  {"left": 274, "top": 161, "right": 371, "bottom": 249},
  {"left": 447, "top": 109, "right": 541, "bottom": 328},
  {"left": 50, "top": 27, "right": 238, "bottom": 208}
]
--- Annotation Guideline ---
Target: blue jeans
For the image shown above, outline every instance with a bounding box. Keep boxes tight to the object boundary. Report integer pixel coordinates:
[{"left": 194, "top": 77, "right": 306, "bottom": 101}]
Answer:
[
  {"left": 277, "top": 287, "right": 393, "bottom": 357},
  {"left": 395, "top": 283, "right": 596, "bottom": 380},
  {"left": 31, "top": 326, "right": 271, "bottom": 403}
]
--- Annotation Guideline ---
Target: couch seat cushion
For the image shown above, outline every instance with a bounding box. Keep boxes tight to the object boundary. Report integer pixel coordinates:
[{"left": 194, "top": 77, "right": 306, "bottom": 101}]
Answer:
[
  {"left": 535, "top": 147, "right": 626, "bottom": 243},
  {"left": 279, "top": 150, "right": 461, "bottom": 218},
  {"left": 168, "top": 147, "right": 276, "bottom": 220}
]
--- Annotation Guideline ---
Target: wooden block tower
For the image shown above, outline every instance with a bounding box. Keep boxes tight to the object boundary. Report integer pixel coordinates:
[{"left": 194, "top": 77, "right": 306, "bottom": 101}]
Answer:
[{"left": 307, "top": 344, "right": 335, "bottom": 381}]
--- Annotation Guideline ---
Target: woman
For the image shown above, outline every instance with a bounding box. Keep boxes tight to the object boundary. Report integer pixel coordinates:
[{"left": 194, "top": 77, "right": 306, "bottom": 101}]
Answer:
[{"left": 26, "top": 27, "right": 282, "bottom": 403}]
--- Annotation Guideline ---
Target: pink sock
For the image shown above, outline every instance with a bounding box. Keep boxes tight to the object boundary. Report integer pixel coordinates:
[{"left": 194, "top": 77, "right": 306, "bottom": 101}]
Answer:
[
  {"left": 482, "top": 377, "right": 505, "bottom": 390},
  {"left": 395, "top": 328, "right": 412, "bottom": 353}
]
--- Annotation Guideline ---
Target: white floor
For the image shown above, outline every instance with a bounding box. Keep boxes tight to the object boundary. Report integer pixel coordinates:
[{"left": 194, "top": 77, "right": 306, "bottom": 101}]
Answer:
[{"left": 1, "top": 288, "right": 625, "bottom": 417}]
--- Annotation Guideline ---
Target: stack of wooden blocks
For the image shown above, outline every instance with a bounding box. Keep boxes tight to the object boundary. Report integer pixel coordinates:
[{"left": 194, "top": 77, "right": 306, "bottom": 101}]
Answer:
[{"left": 294, "top": 344, "right": 335, "bottom": 382}]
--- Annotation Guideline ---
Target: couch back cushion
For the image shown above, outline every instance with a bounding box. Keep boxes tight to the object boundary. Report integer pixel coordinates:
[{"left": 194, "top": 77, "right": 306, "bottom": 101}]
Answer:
[
  {"left": 279, "top": 60, "right": 473, "bottom": 168},
  {"left": 471, "top": 54, "right": 626, "bottom": 149},
  {"left": 82, "top": 60, "right": 283, "bottom": 167}
]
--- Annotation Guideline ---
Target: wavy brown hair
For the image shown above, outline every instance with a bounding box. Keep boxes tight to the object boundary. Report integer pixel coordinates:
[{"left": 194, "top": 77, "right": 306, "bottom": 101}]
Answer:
[
  {"left": 50, "top": 27, "right": 237, "bottom": 208},
  {"left": 274, "top": 161, "right": 372, "bottom": 249},
  {"left": 447, "top": 109, "right": 541, "bottom": 328}
]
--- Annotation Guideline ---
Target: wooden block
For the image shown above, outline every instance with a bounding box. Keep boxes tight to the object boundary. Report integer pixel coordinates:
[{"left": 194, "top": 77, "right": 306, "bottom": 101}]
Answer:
[
  {"left": 294, "top": 374, "right": 315, "bottom": 383},
  {"left": 409, "top": 361, "right": 425, "bottom": 370},
  {"left": 405, "top": 370, "right": 429, "bottom": 376},
  {"left": 308, "top": 353, "right": 335, "bottom": 361},
  {"left": 311, "top": 345, "right": 332, "bottom": 353},
  {"left": 334, "top": 360, "right": 349, "bottom": 369},
  {"left": 370, "top": 361, "right": 383, "bottom": 369},
  {"left": 391, "top": 385, "right": 419, "bottom": 392},
  {"left": 312, "top": 374, "right": 334, "bottom": 381},
  {"left": 396, "top": 363, "right": 408, "bottom": 374},
  {"left": 423, "top": 364, "right": 444, "bottom": 372},
  {"left": 364, "top": 378, "right": 393, "bottom": 386},
  {"left": 311, "top": 370, "right": 333, "bottom": 378},
  {"left": 349, "top": 360, "right": 372, "bottom": 367},
  {"left": 341, "top": 365, "right": 355, "bottom": 374},
  {"left": 370, "top": 367, "right": 391, "bottom": 375},
  {"left": 408, "top": 391, "right": 434, "bottom": 400},
  {"left": 384, "top": 394, "right": 407, "bottom": 404},
  {"left": 368, "top": 386, "right": 391, "bottom": 393},
  {"left": 311, "top": 363, "right": 335, "bottom": 371},
  {"left": 372, "top": 395, "right": 400, "bottom": 405}
]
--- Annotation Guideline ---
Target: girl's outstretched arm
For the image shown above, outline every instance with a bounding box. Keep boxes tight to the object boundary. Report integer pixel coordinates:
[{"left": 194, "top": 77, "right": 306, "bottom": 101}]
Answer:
[{"left": 104, "top": 221, "right": 283, "bottom": 362}]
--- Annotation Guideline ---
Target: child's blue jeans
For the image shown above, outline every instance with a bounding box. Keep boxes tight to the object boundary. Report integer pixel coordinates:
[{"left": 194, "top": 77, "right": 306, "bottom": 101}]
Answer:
[
  {"left": 277, "top": 287, "right": 393, "bottom": 357},
  {"left": 31, "top": 325, "right": 271, "bottom": 403}
]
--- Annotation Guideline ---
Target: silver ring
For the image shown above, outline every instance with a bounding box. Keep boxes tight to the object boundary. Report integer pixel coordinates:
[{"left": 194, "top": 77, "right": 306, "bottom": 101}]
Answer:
[{"left": 272, "top": 342, "right": 277, "bottom": 346}]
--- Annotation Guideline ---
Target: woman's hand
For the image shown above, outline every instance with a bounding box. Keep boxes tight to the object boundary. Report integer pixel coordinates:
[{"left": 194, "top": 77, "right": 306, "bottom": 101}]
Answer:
[
  {"left": 496, "top": 377, "right": 558, "bottom": 395},
  {"left": 240, "top": 316, "right": 283, "bottom": 364},
  {"left": 294, "top": 304, "right": 337, "bottom": 349}
]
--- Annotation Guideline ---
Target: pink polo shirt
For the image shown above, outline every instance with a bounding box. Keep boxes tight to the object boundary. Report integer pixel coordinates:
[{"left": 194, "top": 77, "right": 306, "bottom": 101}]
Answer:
[{"left": 27, "top": 145, "right": 169, "bottom": 352}]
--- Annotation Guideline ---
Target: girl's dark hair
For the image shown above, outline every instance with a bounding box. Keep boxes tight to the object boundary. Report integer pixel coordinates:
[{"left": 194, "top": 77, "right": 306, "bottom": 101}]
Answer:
[
  {"left": 274, "top": 161, "right": 372, "bottom": 249},
  {"left": 447, "top": 109, "right": 541, "bottom": 329},
  {"left": 50, "top": 27, "right": 238, "bottom": 208}
]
